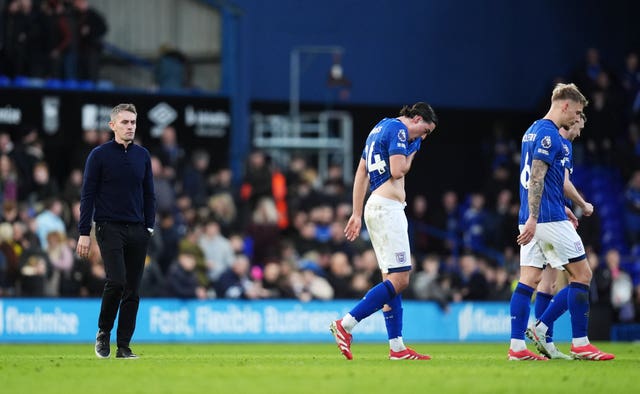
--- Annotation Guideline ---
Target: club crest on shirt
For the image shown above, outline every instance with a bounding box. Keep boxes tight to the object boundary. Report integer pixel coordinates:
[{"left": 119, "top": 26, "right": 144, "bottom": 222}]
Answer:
[
  {"left": 541, "top": 136, "right": 552, "bottom": 148},
  {"left": 395, "top": 252, "right": 406, "bottom": 263},
  {"left": 397, "top": 129, "right": 407, "bottom": 142}
]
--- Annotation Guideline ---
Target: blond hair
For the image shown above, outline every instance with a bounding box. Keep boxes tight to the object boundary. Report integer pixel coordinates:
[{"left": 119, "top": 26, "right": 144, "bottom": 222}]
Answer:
[
  {"left": 551, "top": 83, "right": 588, "bottom": 106},
  {"left": 110, "top": 103, "right": 137, "bottom": 121}
]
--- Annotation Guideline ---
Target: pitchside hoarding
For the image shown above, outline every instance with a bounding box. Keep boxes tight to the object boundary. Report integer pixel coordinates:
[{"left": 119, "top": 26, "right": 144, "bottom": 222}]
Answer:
[{"left": 0, "top": 299, "right": 572, "bottom": 343}]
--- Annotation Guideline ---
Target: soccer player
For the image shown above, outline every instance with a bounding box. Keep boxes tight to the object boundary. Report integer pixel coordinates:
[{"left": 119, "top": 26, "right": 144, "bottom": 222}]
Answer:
[
  {"left": 526, "top": 113, "right": 594, "bottom": 360},
  {"left": 508, "top": 83, "right": 614, "bottom": 361},
  {"left": 330, "top": 102, "right": 437, "bottom": 360}
]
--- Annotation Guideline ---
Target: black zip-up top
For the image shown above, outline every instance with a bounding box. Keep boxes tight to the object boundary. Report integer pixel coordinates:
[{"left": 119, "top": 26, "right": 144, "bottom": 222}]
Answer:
[{"left": 79, "top": 139, "right": 156, "bottom": 235}]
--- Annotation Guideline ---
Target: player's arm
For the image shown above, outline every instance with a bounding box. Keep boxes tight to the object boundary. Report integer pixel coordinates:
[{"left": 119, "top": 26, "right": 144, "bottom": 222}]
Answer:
[
  {"left": 527, "top": 159, "right": 548, "bottom": 219},
  {"left": 517, "top": 159, "right": 548, "bottom": 245},
  {"left": 563, "top": 168, "right": 594, "bottom": 216},
  {"left": 344, "top": 158, "right": 369, "bottom": 241},
  {"left": 389, "top": 154, "right": 411, "bottom": 179}
]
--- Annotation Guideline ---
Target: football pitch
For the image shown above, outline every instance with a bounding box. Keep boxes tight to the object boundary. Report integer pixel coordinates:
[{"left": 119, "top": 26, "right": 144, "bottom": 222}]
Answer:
[{"left": 1, "top": 342, "right": 638, "bottom": 394}]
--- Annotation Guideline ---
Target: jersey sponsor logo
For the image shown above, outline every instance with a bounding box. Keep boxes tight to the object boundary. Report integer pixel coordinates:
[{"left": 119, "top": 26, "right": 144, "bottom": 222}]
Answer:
[
  {"left": 370, "top": 126, "right": 382, "bottom": 135},
  {"left": 395, "top": 252, "right": 406, "bottom": 264},
  {"left": 541, "top": 136, "right": 552, "bottom": 148},
  {"left": 397, "top": 143, "right": 407, "bottom": 148},
  {"left": 522, "top": 133, "right": 536, "bottom": 142},
  {"left": 537, "top": 148, "right": 549, "bottom": 155},
  {"left": 397, "top": 129, "right": 407, "bottom": 142}
]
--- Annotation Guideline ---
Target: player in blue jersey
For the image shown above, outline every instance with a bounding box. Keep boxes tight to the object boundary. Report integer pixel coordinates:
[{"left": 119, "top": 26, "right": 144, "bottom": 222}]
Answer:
[
  {"left": 525, "top": 113, "right": 594, "bottom": 360},
  {"left": 330, "top": 102, "right": 437, "bottom": 360},
  {"left": 509, "top": 83, "right": 614, "bottom": 361}
]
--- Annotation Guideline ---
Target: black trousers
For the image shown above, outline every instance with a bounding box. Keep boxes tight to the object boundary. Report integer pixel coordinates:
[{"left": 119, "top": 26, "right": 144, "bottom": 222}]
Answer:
[{"left": 96, "top": 222, "right": 150, "bottom": 348}]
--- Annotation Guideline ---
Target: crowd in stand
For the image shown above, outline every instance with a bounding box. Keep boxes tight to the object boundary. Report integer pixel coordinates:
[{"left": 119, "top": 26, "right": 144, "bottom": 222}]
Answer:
[
  {"left": 0, "top": 0, "right": 107, "bottom": 82},
  {"left": 1, "top": 47, "right": 640, "bottom": 328}
]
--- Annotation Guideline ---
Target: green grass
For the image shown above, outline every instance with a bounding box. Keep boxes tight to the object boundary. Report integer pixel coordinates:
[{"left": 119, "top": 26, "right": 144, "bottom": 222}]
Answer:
[{"left": 1, "top": 342, "right": 638, "bottom": 394}]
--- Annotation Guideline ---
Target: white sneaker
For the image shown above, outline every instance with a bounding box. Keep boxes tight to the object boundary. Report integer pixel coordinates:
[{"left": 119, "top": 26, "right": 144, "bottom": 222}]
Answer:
[
  {"left": 525, "top": 324, "right": 552, "bottom": 358},
  {"left": 548, "top": 347, "right": 573, "bottom": 360}
]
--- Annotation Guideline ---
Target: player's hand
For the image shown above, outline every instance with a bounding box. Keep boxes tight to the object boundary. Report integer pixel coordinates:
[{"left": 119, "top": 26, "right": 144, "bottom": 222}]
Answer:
[
  {"left": 582, "top": 202, "right": 594, "bottom": 217},
  {"left": 516, "top": 217, "right": 536, "bottom": 245},
  {"left": 76, "top": 235, "right": 91, "bottom": 259},
  {"left": 564, "top": 206, "right": 579, "bottom": 229},
  {"left": 344, "top": 215, "right": 362, "bottom": 242}
]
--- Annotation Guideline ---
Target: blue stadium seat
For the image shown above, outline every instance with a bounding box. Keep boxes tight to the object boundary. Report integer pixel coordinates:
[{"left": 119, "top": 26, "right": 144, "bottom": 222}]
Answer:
[{"left": 45, "top": 79, "right": 63, "bottom": 89}]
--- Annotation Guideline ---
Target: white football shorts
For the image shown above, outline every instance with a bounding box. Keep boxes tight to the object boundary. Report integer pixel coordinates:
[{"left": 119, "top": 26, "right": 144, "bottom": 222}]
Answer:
[
  {"left": 519, "top": 220, "right": 586, "bottom": 269},
  {"left": 364, "top": 193, "right": 412, "bottom": 274}
]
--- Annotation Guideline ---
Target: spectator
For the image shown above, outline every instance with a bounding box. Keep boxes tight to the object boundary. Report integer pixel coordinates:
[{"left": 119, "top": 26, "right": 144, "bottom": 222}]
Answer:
[
  {"left": 139, "top": 255, "right": 166, "bottom": 298},
  {"left": 34, "top": 197, "right": 65, "bottom": 249},
  {"left": 206, "top": 192, "right": 239, "bottom": 236},
  {"left": 455, "top": 253, "right": 489, "bottom": 301},
  {"left": 181, "top": 149, "right": 210, "bottom": 207},
  {"left": 151, "top": 155, "right": 175, "bottom": 214},
  {"left": 460, "top": 193, "right": 488, "bottom": 254},
  {"left": 26, "top": 161, "right": 59, "bottom": 205},
  {"left": 154, "top": 44, "right": 190, "bottom": 90},
  {"left": 151, "top": 126, "right": 185, "bottom": 182},
  {"left": 260, "top": 260, "right": 294, "bottom": 298},
  {"left": 43, "top": 0, "right": 78, "bottom": 80},
  {"left": 0, "top": 154, "right": 19, "bottom": 204},
  {"left": 326, "top": 251, "right": 353, "bottom": 299},
  {"left": 43, "top": 230, "right": 73, "bottom": 296},
  {"left": 430, "top": 190, "right": 462, "bottom": 255},
  {"left": 0, "top": 221, "right": 20, "bottom": 294},
  {"left": 292, "top": 260, "right": 334, "bottom": 301},
  {"left": 407, "top": 194, "right": 432, "bottom": 259},
  {"left": 165, "top": 251, "right": 207, "bottom": 299},
  {"left": 605, "top": 249, "right": 634, "bottom": 322},
  {"left": 411, "top": 254, "right": 454, "bottom": 310},
  {"left": 198, "top": 218, "right": 234, "bottom": 283},
  {"left": 215, "top": 253, "right": 261, "bottom": 299},
  {"left": 245, "top": 197, "right": 281, "bottom": 267},
  {"left": 73, "top": 0, "right": 107, "bottom": 81},
  {"left": 624, "top": 170, "right": 640, "bottom": 247},
  {"left": 61, "top": 167, "right": 83, "bottom": 203},
  {"left": 17, "top": 243, "right": 50, "bottom": 297}
]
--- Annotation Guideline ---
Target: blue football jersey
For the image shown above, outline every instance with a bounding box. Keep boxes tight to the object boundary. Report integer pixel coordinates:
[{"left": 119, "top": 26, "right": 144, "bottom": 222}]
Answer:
[
  {"left": 361, "top": 117, "right": 413, "bottom": 192},
  {"left": 518, "top": 119, "right": 568, "bottom": 224},
  {"left": 561, "top": 136, "right": 573, "bottom": 208}
]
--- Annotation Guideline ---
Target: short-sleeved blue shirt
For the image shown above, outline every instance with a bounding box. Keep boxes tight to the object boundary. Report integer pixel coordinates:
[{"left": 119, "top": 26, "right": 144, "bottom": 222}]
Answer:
[
  {"left": 361, "top": 118, "right": 416, "bottom": 192},
  {"left": 518, "top": 119, "right": 568, "bottom": 224}
]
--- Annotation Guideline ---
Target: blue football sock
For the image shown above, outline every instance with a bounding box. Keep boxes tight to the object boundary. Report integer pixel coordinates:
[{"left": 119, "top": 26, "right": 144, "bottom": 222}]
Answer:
[
  {"left": 539, "top": 286, "right": 569, "bottom": 342},
  {"left": 510, "top": 282, "right": 534, "bottom": 340},
  {"left": 567, "top": 282, "right": 590, "bottom": 339},
  {"left": 350, "top": 280, "right": 397, "bottom": 322},
  {"left": 534, "top": 291, "right": 553, "bottom": 320},
  {"left": 534, "top": 291, "right": 553, "bottom": 342},
  {"left": 383, "top": 294, "right": 403, "bottom": 339}
]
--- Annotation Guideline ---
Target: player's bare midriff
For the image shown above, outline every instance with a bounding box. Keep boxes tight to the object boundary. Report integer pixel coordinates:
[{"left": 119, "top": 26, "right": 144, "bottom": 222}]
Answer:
[{"left": 372, "top": 178, "right": 406, "bottom": 203}]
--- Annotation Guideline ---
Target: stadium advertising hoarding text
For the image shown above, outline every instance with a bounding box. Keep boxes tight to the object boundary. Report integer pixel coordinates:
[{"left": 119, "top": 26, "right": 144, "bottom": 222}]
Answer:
[{"left": 0, "top": 299, "right": 572, "bottom": 343}]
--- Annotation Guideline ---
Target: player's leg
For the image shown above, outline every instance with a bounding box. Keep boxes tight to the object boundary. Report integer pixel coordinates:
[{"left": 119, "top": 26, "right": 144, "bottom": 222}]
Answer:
[
  {"left": 383, "top": 272, "right": 430, "bottom": 360},
  {"left": 330, "top": 195, "right": 407, "bottom": 360},
  {"left": 509, "top": 230, "right": 547, "bottom": 361},
  {"left": 530, "top": 221, "right": 613, "bottom": 360},
  {"left": 527, "top": 266, "right": 572, "bottom": 359},
  {"left": 534, "top": 265, "right": 555, "bottom": 325},
  {"left": 562, "top": 259, "right": 614, "bottom": 360}
]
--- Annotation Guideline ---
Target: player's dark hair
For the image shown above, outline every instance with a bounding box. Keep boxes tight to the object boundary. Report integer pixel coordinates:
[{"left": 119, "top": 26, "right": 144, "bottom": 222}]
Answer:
[{"left": 399, "top": 102, "right": 438, "bottom": 125}]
